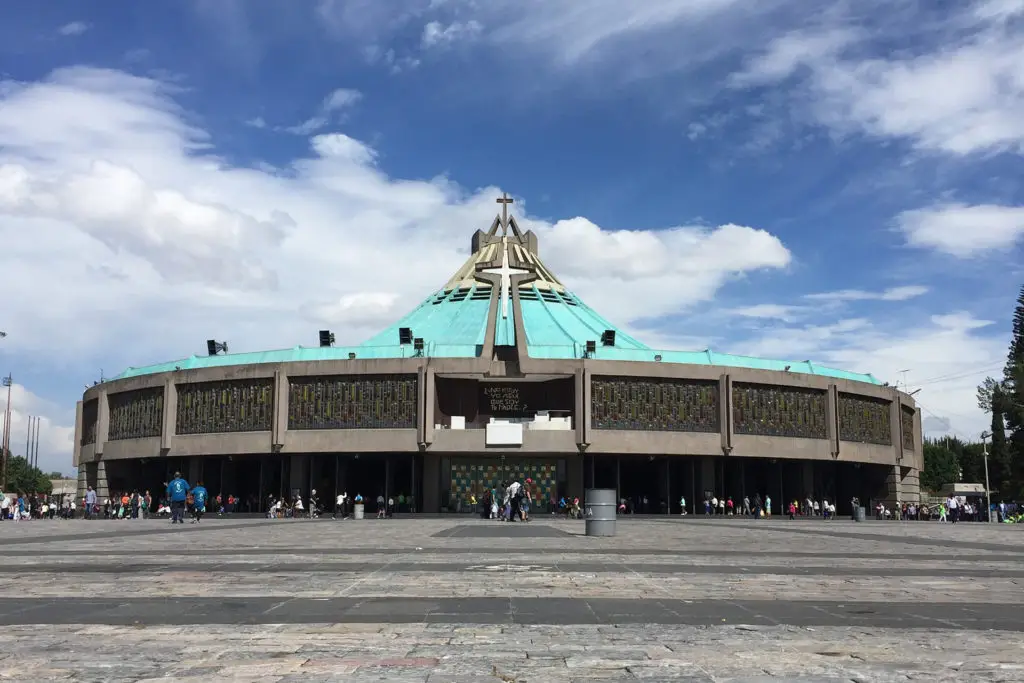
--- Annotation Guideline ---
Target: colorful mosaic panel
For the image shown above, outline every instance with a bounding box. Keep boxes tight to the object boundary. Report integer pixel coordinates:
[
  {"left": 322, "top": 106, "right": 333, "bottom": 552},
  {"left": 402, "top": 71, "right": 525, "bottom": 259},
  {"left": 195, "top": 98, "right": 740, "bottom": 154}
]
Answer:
[
  {"left": 591, "top": 377, "right": 719, "bottom": 432},
  {"left": 108, "top": 387, "right": 164, "bottom": 441},
  {"left": 288, "top": 375, "right": 417, "bottom": 430},
  {"left": 732, "top": 384, "right": 827, "bottom": 439},
  {"left": 902, "top": 407, "right": 916, "bottom": 450},
  {"left": 81, "top": 399, "right": 98, "bottom": 446},
  {"left": 449, "top": 460, "right": 558, "bottom": 511},
  {"left": 838, "top": 393, "right": 892, "bottom": 446},
  {"left": 176, "top": 378, "right": 274, "bottom": 435}
]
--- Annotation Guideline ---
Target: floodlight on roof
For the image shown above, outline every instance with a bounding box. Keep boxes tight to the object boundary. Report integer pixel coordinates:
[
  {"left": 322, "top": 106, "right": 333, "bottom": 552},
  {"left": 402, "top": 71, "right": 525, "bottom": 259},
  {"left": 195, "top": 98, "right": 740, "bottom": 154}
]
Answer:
[
  {"left": 601, "top": 329, "right": 615, "bottom": 346},
  {"left": 585, "top": 340, "right": 596, "bottom": 357},
  {"left": 319, "top": 330, "right": 335, "bottom": 347},
  {"left": 207, "top": 340, "right": 228, "bottom": 356},
  {"left": 413, "top": 338, "right": 424, "bottom": 355},
  {"left": 399, "top": 327, "right": 413, "bottom": 344}
]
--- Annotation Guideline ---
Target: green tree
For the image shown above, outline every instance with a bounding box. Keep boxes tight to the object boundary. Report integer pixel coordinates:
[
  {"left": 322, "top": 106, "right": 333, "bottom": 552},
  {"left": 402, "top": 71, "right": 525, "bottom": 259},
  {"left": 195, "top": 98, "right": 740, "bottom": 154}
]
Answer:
[
  {"left": 921, "top": 441, "right": 959, "bottom": 493},
  {"left": 1, "top": 453, "right": 53, "bottom": 495},
  {"left": 977, "top": 375, "right": 1002, "bottom": 413},
  {"left": 1003, "top": 284, "right": 1024, "bottom": 498}
]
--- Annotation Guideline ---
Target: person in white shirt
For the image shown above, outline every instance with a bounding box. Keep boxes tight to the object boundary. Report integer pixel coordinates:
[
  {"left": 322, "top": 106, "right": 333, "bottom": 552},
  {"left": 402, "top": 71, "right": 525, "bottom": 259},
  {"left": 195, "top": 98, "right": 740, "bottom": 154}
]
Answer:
[{"left": 334, "top": 492, "right": 347, "bottom": 520}]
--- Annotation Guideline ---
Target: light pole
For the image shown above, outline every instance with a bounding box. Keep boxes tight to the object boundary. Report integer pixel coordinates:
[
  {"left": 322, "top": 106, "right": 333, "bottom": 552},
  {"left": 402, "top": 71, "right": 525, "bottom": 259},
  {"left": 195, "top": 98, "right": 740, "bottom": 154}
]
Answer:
[
  {"left": 1, "top": 374, "right": 11, "bottom": 490},
  {"left": 980, "top": 431, "right": 993, "bottom": 523}
]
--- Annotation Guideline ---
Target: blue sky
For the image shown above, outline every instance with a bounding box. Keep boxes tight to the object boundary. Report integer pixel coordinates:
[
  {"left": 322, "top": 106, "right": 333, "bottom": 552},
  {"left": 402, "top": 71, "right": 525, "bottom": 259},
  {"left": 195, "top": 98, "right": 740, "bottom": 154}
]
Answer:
[{"left": 1, "top": 0, "right": 1022, "bottom": 472}]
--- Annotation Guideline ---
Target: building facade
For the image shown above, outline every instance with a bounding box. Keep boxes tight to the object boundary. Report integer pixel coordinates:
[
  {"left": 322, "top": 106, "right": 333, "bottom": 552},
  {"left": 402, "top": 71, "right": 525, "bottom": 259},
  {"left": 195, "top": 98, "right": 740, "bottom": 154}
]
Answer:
[{"left": 75, "top": 198, "right": 922, "bottom": 514}]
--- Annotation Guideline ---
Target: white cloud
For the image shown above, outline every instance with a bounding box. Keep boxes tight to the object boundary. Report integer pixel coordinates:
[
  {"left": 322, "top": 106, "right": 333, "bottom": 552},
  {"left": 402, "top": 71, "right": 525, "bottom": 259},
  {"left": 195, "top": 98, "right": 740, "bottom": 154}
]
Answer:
[
  {"left": 803, "top": 285, "right": 929, "bottom": 302},
  {"left": 283, "top": 87, "right": 363, "bottom": 135},
  {"left": 735, "top": 311, "right": 1005, "bottom": 440},
  {"left": 0, "top": 66, "right": 795, "bottom": 469},
  {"left": 0, "top": 383, "right": 75, "bottom": 477},
  {"left": 731, "top": 2, "right": 1024, "bottom": 156},
  {"left": 896, "top": 203, "right": 1024, "bottom": 257},
  {"left": 421, "top": 20, "right": 483, "bottom": 49},
  {"left": 729, "top": 304, "right": 805, "bottom": 323},
  {"left": 58, "top": 21, "right": 90, "bottom": 36}
]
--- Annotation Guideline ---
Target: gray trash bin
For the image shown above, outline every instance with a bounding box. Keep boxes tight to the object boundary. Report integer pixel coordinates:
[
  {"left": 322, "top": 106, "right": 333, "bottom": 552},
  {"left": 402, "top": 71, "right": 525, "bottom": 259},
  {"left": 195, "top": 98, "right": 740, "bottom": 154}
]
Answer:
[
  {"left": 854, "top": 506, "right": 866, "bottom": 522},
  {"left": 584, "top": 489, "right": 616, "bottom": 537},
  {"left": 354, "top": 503, "right": 364, "bottom": 520}
]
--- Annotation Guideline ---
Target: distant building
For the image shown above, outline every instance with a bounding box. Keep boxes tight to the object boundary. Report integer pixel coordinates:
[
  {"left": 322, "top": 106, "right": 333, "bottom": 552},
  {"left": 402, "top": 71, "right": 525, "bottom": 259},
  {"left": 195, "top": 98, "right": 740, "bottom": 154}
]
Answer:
[{"left": 75, "top": 196, "right": 922, "bottom": 514}]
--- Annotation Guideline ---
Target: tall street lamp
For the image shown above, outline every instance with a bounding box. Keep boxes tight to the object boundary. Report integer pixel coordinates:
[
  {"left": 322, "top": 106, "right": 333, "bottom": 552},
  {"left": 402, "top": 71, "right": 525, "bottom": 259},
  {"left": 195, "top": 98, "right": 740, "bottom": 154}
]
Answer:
[{"left": 980, "top": 431, "right": 993, "bottom": 523}]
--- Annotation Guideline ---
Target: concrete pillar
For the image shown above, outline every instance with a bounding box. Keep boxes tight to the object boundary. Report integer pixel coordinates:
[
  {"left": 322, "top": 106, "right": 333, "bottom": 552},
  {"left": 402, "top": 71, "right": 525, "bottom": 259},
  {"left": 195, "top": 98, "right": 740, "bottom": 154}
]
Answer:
[
  {"left": 160, "top": 379, "right": 177, "bottom": 452},
  {"left": 423, "top": 453, "right": 440, "bottom": 513},
  {"left": 826, "top": 384, "right": 839, "bottom": 458},
  {"left": 93, "top": 461, "right": 110, "bottom": 500},
  {"left": 95, "top": 390, "right": 109, "bottom": 457},
  {"left": 567, "top": 456, "right": 583, "bottom": 500},
  {"left": 423, "top": 366, "right": 436, "bottom": 445},
  {"left": 701, "top": 457, "right": 715, "bottom": 497},
  {"left": 289, "top": 454, "right": 309, "bottom": 497},
  {"left": 878, "top": 464, "right": 901, "bottom": 508},
  {"left": 76, "top": 466, "right": 88, "bottom": 502},
  {"left": 272, "top": 370, "right": 288, "bottom": 450},
  {"left": 802, "top": 461, "right": 814, "bottom": 498},
  {"left": 187, "top": 456, "right": 202, "bottom": 485},
  {"left": 718, "top": 374, "right": 732, "bottom": 453},
  {"left": 73, "top": 401, "right": 83, "bottom": 469}
]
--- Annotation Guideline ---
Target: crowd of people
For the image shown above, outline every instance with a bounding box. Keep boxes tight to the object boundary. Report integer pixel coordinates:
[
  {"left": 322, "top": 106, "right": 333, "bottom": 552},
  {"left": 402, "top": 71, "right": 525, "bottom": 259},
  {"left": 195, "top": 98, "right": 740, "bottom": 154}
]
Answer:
[{"left": 0, "top": 491, "right": 76, "bottom": 520}]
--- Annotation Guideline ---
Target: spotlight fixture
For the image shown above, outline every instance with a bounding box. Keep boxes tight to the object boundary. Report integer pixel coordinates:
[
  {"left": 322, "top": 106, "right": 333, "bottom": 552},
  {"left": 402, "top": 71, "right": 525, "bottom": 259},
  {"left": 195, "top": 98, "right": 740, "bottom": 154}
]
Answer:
[
  {"left": 399, "top": 327, "right": 413, "bottom": 344},
  {"left": 585, "top": 340, "right": 596, "bottom": 356},
  {"left": 654, "top": 354, "right": 662, "bottom": 362},
  {"left": 348, "top": 352, "right": 356, "bottom": 360},
  {"left": 784, "top": 365, "right": 791, "bottom": 372},
  {"left": 319, "top": 330, "right": 335, "bottom": 347},
  {"left": 413, "top": 337, "right": 424, "bottom": 352},
  {"left": 600, "top": 329, "right": 615, "bottom": 346},
  {"left": 206, "top": 339, "right": 229, "bottom": 356}
]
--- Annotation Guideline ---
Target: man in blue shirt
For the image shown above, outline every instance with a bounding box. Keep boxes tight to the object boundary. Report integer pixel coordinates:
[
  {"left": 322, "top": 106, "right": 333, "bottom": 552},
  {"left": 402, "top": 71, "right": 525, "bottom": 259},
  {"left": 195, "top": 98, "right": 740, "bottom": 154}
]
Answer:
[
  {"left": 166, "top": 472, "right": 190, "bottom": 524},
  {"left": 190, "top": 481, "right": 209, "bottom": 524}
]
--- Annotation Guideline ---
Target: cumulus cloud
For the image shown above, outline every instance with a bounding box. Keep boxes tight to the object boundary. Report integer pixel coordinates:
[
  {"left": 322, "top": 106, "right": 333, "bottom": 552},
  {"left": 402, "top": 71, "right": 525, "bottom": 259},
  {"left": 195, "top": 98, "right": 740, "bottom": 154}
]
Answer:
[
  {"left": 284, "top": 87, "right": 363, "bottom": 135},
  {"left": 421, "top": 20, "right": 482, "bottom": 49},
  {"left": 730, "top": 1, "right": 1024, "bottom": 156},
  {"left": 0, "top": 66, "right": 794, "bottom": 470},
  {"left": 58, "top": 21, "right": 90, "bottom": 36},
  {"left": 896, "top": 203, "right": 1024, "bottom": 256},
  {"left": 803, "top": 285, "right": 929, "bottom": 302}
]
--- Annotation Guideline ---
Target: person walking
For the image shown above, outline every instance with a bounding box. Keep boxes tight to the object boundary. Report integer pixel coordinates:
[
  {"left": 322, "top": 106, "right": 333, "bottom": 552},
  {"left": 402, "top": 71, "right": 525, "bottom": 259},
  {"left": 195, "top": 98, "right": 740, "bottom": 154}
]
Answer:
[
  {"left": 166, "top": 472, "right": 190, "bottom": 525},
  {"left": 190, "top": 481, "right": 209, "bottom": 523}
]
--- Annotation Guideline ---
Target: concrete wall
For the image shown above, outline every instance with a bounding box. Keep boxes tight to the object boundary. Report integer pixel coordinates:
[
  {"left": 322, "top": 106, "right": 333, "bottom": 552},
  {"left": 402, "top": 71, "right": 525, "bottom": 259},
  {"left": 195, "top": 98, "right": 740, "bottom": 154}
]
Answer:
[{"left": 76, "top": 356, "right": 920, "bottom": 504}]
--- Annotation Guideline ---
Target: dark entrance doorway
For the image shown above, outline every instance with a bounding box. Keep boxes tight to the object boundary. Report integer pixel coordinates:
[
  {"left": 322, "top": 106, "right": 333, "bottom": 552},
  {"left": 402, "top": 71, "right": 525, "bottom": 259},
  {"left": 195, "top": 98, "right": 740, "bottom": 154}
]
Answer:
[{"left": 619, "top": 455, "right": 664, "bottom": 513}]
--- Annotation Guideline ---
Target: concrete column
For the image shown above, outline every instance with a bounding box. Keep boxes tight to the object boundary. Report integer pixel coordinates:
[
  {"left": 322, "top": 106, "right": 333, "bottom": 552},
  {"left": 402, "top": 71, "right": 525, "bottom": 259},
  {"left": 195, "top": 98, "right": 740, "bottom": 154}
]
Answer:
[
  {"left": 701, "top": 456, "right": 715, "bottom": 497},
  {"left": 826, "top": 384, "right": 839, "bottom": 458},
  {"left": 718, "top": 374, "right": 732, "bottom": 453},
  {"left": 889, "top": 394, "right": 902, "bottom": 463},
  {"left": 567, "top": 456, "right": 583, "bottom": 500},
  {"left": 272, "top": 370, "right": 288, "bottom": 450},
  {"left": 802, "top": 461, "right": 814, "bottom": 498},
  {"left": 423, "top": 453, "right": 440, "bottom": 513},
  {"left": 574, "top": 368, "right": 586, "bottom": 445},
  {"left": 95, "top": 389, "right": 110, "bottom": 457},
  {"left": 188, "top": 456, "right": 202, "bottom": 485},
  {"left": 76, "top": 466, "right": 88, "bottom": 502},
  {"left": 94, "top": 461, "right": 110, "bottom": 500},
  {"left": 289, "top": 454, "right": 309, "bottom": 497},
  {"left": 423, "top": 365, "right": 436, "bottom": 445},
  {"left": 73, "top": 401, "right": 83, "bottom": 468},
  {"left": 878, "top": 464, "right": 901, "bottom": 508},
  {"left": 901, "top": 466, "right": 921, "bottom": 504},
  {"left": 160, "top": 379, "right": 177, "bottom": 453}
]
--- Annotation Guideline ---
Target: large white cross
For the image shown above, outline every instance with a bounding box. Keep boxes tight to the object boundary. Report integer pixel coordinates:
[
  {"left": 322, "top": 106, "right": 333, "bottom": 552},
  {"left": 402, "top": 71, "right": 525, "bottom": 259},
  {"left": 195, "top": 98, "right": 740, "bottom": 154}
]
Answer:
[{"left": 481, "top": 238, "right": 530, "bottom": 318}]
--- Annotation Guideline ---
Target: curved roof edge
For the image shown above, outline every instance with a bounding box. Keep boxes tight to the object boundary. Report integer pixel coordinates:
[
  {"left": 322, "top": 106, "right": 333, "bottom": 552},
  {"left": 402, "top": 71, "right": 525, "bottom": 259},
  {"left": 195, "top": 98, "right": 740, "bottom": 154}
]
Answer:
[{"left": 110, "top": 344, "right": 879, "bottom": 385}]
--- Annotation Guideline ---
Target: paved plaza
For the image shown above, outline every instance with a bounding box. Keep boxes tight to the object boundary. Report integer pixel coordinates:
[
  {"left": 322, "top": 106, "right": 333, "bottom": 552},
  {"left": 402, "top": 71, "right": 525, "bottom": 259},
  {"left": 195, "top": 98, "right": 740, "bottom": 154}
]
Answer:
[{"left": 1, "top": 516, "right": 1022, "bottom": 681}]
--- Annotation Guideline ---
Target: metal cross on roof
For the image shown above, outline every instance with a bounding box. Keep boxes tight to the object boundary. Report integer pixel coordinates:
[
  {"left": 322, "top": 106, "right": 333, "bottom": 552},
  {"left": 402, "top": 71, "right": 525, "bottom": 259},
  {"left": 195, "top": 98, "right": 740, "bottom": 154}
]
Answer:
[
  {"left": 481, "top": 238, "right": 530, "bottom": 319},
  {"left": 496, "top": 192, "right": 513, "bottom": 233}
]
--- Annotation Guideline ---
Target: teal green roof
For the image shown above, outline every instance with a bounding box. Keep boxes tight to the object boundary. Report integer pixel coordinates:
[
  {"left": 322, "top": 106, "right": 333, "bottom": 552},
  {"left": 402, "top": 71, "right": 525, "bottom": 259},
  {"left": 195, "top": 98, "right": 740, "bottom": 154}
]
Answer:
[{"left": 112, "top": 281, "right": 881, "bottom": 386}]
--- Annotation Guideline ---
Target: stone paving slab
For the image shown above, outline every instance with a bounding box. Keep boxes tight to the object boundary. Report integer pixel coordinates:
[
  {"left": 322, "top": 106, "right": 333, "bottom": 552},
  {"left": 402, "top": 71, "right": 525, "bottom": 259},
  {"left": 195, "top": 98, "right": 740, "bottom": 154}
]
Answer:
[
  {"left": 1, "top": 624, "right": 1022, "bottom": 682},
  {"left": 3, "top": 517, "right": 1024, "bottom": 680}
]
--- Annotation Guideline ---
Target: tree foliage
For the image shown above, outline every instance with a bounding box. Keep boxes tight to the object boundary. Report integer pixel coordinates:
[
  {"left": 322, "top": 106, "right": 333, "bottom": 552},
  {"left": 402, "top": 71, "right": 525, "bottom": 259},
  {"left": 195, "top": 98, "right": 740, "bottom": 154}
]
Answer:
[
  {"left": 977, "top": 376, "right": 1002, "bottom": 412},
  {"left": 1000, "top": 284, "right": 1024, "bottom": 499},
  {"left": 921, "top": 441, "right": 960, "bottom": 493},
  {"left": 1, "top": 452, "right": 53, "bottom": 495}
]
